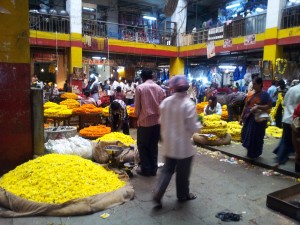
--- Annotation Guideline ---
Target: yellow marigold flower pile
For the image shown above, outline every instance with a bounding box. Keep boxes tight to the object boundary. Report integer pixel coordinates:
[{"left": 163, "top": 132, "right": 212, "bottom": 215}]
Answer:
[
  {"left": 44, "top": 105, "right": 72, "bottom": 117},
  {"left": 44, "top": 101, "right": 59, "bottom": 109},
  {"left": 60, "top": 99, "right": 80, "bottom": 109},
  {"left": 221, "top": 105, "right": 228, "bottom": 120},
  {"left": 200, "top": 114, "right": 228, "bottom": 138},
  {"left": 270, "top": 93, "right": 284, "bottom": 121},
  {"left": 94, "top": 132, "right": 136, "bottom": 146},
  {"left": 60, "top": 92, "right": 78, "bottom": 99},
  {"left": 227, "top": 121, "right": 242, "bottom": 141},
  {"left": 0, "top": 154, "right": 126, "bottom": 204},
  {"left": 79, "top": 125, "right": 111, "bottom": 138},
  {"left": 266, "top": 126, "right": 283, "bottom": 138},
  {"left": 102, "top": 106, "right": 109, "bottom": 117},
  {"left": 196, "top": 102, "right": 208, "bottom": 114}
]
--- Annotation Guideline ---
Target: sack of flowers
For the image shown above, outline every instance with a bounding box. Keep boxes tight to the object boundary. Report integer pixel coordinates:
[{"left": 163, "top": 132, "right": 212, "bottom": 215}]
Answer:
[
  {"left": 193, "top": 133, "right": 232, "bottom": 146},
  {"left": 0, "top": 154, "right": 134, "bottom": 217}
]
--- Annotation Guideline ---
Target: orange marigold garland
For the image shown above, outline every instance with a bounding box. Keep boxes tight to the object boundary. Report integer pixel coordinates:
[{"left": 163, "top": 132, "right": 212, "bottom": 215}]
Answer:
[{"left": 79, "top": 125, "right": 111, "bottom": 138}]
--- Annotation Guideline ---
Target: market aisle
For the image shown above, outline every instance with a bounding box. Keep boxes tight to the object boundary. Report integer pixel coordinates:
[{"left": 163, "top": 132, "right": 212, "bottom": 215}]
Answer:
[{"left": 0, "top": 129, "right": 298, "bottom": 224}]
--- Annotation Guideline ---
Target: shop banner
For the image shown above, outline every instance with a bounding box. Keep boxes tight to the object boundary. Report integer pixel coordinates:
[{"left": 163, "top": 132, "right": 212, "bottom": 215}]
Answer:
[
  {"left": 244, "top": 34, "right": 256, "bottom": 45},
  {"left": 207, "top": 41, "right": 215, "bottom": 59},
  {"left": 223, "top": 38, "right": 232, "bottom": 48}
]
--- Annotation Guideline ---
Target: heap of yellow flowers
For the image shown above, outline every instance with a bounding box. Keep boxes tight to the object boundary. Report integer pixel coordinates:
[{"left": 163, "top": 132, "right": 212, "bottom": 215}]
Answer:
[
  {"left": 196, "top": 102, "right": 208, "bottom": 114},
  {"left": 94, "top": 132, "right": 136, "bottom": 146},
  {"left": 102, "top": 106, "right": 109, "bottom": 117},
  {"left": 44, "top": 104, "right": 72, "bottom": 117},
  {"left": 221, "top": 105, "right": 228, "bottom": 120},
  {"left": 44, "top": 101, "right": 59, "bottom": 109},
  {"left": 199, "top": 114, "right": 228, "bottom": 140},
  {"left": 227, "top": 121, "right": 242, "bottom": 141},
  {"left": 270, "top": 93, "right": 284, "bottom": 121},
  {"left": 79, "top": 125, "right": 111, "bottom": 138},
  {"left": 72, "top": 104, "right": 103, "bottom": 114},
  {"left": 266, "top": 126, "right": 283, "bottom": 138},
  {"left": 60, "top": 99, "right": 80, "bottom": 109},
  {"left": 60, "top": 92, "right": 78, "bottom": 99},
  {"left": 0, "top": 154, "right": 126, "bottom": 204}
]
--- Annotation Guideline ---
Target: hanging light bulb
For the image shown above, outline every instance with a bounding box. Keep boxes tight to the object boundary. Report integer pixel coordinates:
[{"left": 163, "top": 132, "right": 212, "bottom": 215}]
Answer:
[
  {"left": 41, "top": 68, "right": 44, "bottom": 72},
  {"left": 55, "top": 66, "right": 58, "bottom": 71}
]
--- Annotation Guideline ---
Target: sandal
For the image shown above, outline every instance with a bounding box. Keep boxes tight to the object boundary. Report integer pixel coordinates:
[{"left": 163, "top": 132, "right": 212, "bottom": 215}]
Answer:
[{"left": 178, "top": 193, "right": 197, "bottom": 202}]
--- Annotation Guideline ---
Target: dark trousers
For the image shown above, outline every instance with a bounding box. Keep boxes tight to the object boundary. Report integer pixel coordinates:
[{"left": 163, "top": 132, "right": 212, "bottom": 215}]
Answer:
[
  {"left": 273, "top": 122, "right": 294, "bottom": 164},
  {"left": 137, "top": 124, "right": 160, "bottom": 174},
  {"left": 126, "top": 98, "right": 134, "bottom": 106},
  {"left": 154, "top": 156, "right": 193, "bottom": 200},
  {"left": 112, "top": 115, "right": 129, "bottom": 135}
]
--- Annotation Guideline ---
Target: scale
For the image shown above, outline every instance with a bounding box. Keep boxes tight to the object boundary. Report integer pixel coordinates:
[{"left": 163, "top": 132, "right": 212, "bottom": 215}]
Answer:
[
  {"left": 103, "top": 145, "right": 124, "bottom": 167},
  {"left": 103, "top": 145, "right": 136, "bottom": 177}
]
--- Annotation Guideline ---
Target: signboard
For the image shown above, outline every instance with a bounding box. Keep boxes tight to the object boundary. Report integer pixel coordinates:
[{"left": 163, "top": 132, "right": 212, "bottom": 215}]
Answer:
[
  {"left": 207, "top": 41, "right": 216, "bottom": 59},
  {"left": 244, "top": 34, "right": 256, "bottom": 45}
]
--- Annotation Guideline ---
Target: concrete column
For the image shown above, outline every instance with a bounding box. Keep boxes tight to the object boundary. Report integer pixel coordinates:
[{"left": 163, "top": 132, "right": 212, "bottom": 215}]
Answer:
[
  {"left": 171, "top": 0, "right": 187, "bottom": 46},
  {"left": 31, "top": 88, "right": 44, "bottom": 156},
  {"left": 263, "top": 0, "right": 287, "bottom": 75},
  {"left": 66, "top": 0, "right": 83, "bottom": 72}
]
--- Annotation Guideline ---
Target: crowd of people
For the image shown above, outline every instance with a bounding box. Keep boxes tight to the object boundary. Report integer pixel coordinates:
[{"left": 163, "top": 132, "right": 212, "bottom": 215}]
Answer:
[{"left": 33, "top": 68, "right": 300, "bottom": 207}]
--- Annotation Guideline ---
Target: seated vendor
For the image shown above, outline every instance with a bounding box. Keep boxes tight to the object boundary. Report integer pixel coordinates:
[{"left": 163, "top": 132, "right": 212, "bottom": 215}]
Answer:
[
  {"left": 109, "top": 99, "right": 129, "bottom": 135},
  {"left": 81, "top": 90, "right": 97, "bottom": 106},
  {"left": 226, "top": 92, "right": 246, "bottom": 121},
  {"left": 204, "top": 96, "right": 222, "bottom": 115}
]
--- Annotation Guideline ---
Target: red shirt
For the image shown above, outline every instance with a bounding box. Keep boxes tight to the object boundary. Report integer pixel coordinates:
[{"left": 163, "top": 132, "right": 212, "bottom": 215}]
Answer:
[
  {"left": 134, "top": 80, "right": 165, "bottom": 127},
  {"left": 293, "top": 103, "right": 300, "bottom": 119}
]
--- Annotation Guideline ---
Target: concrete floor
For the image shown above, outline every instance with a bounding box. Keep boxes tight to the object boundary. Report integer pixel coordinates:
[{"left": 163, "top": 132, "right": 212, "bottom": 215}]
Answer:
[{"left": 0, "top": 129, "right": 299, "bottom": 225}]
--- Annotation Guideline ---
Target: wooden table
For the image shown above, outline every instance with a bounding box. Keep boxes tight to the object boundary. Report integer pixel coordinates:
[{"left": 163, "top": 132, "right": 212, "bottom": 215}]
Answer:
[{"left": 44, "top": 115, "right": 72, "bottom": 127}]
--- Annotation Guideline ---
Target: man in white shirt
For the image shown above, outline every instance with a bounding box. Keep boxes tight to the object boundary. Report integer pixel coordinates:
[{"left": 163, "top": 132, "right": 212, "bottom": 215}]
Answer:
[
  {"left": 273, "top": 77, "right": 300, "bottom": 167},
  {"left": 124, "top": 80, "right": 135, "bottom": 105},
  {"left": 204, "top": 96, "right": 222, "bottom": 115}
]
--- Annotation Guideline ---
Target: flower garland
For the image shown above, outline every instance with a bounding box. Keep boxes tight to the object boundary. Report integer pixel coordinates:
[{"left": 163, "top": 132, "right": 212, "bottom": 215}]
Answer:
[
  {"left": 275, "top": 58, "right": 288, "bottom": 75},
  {"left": 270, "top": 93, "right": 284, "bottom": 121}
]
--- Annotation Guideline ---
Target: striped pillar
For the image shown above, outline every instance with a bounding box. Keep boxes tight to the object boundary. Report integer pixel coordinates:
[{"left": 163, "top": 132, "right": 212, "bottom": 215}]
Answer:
[
  {"left": 0, "top": 0, "right": 32, "bottom": 174},
  {"left": 263, "top": 0, "right": 286, "bottom": 76},
  {"left": 66, "top": 0, "right": 82, "bottom": 73}
]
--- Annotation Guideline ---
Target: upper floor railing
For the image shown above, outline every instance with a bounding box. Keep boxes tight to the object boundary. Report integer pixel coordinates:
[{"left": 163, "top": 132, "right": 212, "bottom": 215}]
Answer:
[
  {"left": 181, "top": 13, "right": 266, "bottom": 46},
  {"left": 281, "top": 4, "right": 300, "bottom": 29},
  {"left": 34, "top": 11, "right": 300, "bottom": 47},
  {"left": 29, "top": 12, "right": 70, "bottom": 34}
]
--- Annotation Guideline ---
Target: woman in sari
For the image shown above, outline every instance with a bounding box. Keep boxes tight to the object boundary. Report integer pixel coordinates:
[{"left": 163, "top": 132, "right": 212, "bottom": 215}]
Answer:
[{"left": 240, "top": 77, "right": 272, "bottom": 159}]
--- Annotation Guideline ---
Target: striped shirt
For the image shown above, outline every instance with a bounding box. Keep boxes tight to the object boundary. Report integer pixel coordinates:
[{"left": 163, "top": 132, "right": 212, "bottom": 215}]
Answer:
[{"left": 134, "top": 80, "right": 165, "bottom": 127}]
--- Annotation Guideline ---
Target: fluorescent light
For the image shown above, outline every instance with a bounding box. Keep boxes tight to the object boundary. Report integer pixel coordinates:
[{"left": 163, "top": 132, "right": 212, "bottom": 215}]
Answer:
[
  {"left": 255, "top": 7, "right": 264, "bottom": 12},
  {"left": 83, "top": 7, "right": 95, "bottom": 12},
  {"left": 219, "top": 65, "right": 236, "bottom": 70},
  {"left": 92, "top": 56, "right": 101, "bottom": 60},
  {"left": 226, "top": 3, "right": 241, "bottom": 9},
  {"left": 101, "top": 57, "right": 106, "bottom": 60},
  {"left": 143, "top": 15, "right": 157, "bottom": 21}
]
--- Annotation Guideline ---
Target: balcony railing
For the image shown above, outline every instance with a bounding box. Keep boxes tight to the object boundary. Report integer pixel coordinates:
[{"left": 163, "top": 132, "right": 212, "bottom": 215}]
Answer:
[
  {"left": 82, "top": 19, "right": 177, "bottom": 46},
  {"left": 29, "top": 12, "right": 70, "bottom": 34},
  {"left": 181, "top": 13, "right": 266, "bottom": 46},
  {"left": 281, "top": 5, "right": 300, "bottom": 29}
]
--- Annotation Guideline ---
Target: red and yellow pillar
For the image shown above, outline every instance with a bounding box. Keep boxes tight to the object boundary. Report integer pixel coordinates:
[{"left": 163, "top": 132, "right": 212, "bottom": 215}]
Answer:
[
  {"left": 263, "top": 0, "right": 285, "bottom": 78},
  {"left": 0, "top": 0, "right": 32, "bottom": 174}
]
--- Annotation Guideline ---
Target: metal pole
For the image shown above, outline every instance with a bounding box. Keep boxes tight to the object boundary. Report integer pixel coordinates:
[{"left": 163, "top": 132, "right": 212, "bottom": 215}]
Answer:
[{"left": 31, "top": 87, "right": 44, "bottom": 156}]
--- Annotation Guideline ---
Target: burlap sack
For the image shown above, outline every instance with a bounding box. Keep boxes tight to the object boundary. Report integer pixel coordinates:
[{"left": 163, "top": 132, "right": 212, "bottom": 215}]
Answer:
[
  {"left": 0, "top": 173, "right": 134, "bottom": 217},
  {"left": 193, "top": 133, "right": 232, "bottom": 146}
]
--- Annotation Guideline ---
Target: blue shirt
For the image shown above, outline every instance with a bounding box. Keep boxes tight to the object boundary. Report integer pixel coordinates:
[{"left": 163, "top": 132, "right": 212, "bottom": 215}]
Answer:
[{"left": 267, "top": 85, "right": 277, "bottom": 103}]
